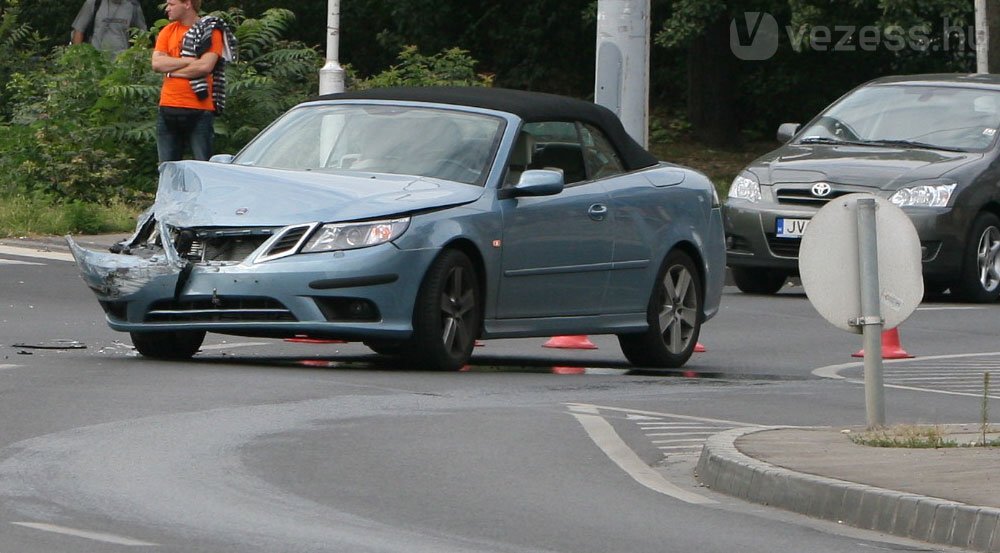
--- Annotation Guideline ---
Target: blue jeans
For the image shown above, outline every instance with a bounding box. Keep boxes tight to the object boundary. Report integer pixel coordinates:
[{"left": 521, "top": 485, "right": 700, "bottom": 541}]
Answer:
[{"left": 156, "top": 107, "right": 215, "bottom": 162}]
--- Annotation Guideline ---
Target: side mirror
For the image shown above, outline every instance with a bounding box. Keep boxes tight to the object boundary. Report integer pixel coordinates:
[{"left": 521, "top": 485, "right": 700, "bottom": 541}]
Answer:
[
  {"left": 776, "top": 123, "right": 801, "bottom": 143},
  {"left": 209, "top": 154, "right": 234, "bottom": 164},
  {"left": 504, "top": 169, "right": 564, "bottom": 198}
]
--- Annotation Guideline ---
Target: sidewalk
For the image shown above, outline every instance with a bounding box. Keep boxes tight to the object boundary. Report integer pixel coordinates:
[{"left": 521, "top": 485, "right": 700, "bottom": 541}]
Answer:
[{"left": 698, "top": 426, "right": 1000, "bottom": 552}]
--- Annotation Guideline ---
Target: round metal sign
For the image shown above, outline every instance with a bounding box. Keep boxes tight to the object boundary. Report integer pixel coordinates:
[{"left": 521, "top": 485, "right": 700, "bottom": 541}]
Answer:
[{"left": 798, "top": 193, "right": 923, "bottom": 333}]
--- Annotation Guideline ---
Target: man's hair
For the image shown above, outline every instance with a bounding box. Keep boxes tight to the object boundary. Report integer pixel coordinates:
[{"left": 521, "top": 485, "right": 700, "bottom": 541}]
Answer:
[{"left": 189, "top": 0, "right": 202, "bottom": 11}]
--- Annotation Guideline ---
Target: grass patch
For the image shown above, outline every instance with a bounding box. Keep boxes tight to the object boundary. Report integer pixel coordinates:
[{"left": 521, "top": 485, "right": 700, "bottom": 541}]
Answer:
[
  {"left": 848, "top": 425, "right": 958, "bottom": 449},
  {"left": 0, "top": 195, "right": 139, "bottom": 237},
  {"left": 650, "top": 139, "right": 776, "bottom": 194}
]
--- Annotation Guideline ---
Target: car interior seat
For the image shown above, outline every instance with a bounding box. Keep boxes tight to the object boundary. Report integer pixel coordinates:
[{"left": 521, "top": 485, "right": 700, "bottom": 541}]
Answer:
[{"left": 530, "top": 144, "right": 587, "bottom": 184}]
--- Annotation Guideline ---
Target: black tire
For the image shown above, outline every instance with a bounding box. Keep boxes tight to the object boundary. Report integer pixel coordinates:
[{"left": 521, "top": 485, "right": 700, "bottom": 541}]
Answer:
[
  {"left": 618, "top": 250, "right": 702, "bottom": 368},
  {"left": 409, "top": 249, "right": 482, "bottom": 371},
  {"left": 363, "top": 340, "right": 407, "bottom": 356},
  {"left": 731, "top": 267, "right": 787, "bottom": 295},
  {"left": 956, "top": 212, "right": 1000, "bottom": 303},
  {"left": 130, "top": 330, "right": 205, "bottom": 359}
]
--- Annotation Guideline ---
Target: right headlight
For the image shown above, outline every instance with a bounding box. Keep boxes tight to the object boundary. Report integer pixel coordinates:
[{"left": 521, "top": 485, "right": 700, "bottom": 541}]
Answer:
[
  {"left": 301, "top": 217, "right": 410, "bottom": 253},
  {"left": 728, "top": 173, "right": 762, "bottom": 203},
  {"left": 888, "top": 183, "right": 956, "bottom": 208}
]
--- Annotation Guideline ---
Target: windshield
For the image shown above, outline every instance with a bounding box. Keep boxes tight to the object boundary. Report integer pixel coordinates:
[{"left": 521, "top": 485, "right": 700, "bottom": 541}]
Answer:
[
  {"left": 234, "top": 104, "right": 505, "bottom": 185},
  {"left": 797, "top": 84, "right": 1000, "bottom": 151}
]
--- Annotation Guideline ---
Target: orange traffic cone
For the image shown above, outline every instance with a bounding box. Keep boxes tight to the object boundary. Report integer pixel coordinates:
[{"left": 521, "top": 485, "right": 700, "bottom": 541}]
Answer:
[
  {"left": 542, "top": 335, "right": 598, "bottom": 350},
  {"left": 552, "top": 366, "right": 587, "bottom": 375},
  {"left": 851, "top": 328, "right": 913, "bottom": 359}
]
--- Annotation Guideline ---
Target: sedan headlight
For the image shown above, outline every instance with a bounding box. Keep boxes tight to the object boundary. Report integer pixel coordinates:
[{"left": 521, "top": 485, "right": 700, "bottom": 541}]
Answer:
[
  {"left": 302, "top": 217, "right": 410, "bottom": 253},
  {"left": 728, "top": 173, "right": 762, "bottom": 203},
  {"left": 888, "top": 183, "right": 956, "bottom": 208}
]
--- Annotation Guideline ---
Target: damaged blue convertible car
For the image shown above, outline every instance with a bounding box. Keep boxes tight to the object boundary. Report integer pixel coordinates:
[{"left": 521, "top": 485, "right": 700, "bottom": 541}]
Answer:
[{"left": 69, "top": 87, "right": 726, "bottom": 370}]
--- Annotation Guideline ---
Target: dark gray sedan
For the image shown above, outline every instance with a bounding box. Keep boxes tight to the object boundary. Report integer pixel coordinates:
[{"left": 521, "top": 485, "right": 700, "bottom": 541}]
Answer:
[
  {"left": 69, "top": 87, "right": 726, "bottom": 370},
  {"left": 725, "top": 74, "right": 1000, "bottom": 302}
]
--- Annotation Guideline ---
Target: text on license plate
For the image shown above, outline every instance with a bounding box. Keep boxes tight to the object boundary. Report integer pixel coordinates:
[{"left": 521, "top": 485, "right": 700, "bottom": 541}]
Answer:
[{"left": 776, "top": 218, "right": 810, "bottom": 238}]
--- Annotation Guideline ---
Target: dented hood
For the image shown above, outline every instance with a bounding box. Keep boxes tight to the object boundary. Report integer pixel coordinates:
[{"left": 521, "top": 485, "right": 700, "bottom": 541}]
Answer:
[{"left": 154, "top": 161, "right": 486, "bottom": 227}]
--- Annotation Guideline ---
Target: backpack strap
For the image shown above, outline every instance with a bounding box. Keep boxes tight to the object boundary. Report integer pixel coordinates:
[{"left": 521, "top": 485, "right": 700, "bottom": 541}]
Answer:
[{"left": 83, "top": 0, "right": 104, "bottom": 42}]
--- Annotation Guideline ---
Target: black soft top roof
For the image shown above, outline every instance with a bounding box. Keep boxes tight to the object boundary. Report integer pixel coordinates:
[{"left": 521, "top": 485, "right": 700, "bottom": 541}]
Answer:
[{"left": 314, "top": 87, "right": 659, "bottom": 171}]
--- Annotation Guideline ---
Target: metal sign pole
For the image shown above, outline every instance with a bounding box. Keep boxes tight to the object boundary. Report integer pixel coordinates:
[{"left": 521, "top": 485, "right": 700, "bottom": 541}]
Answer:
[{"left": 856, "top": 198, "right": 886, "bottom": 428}]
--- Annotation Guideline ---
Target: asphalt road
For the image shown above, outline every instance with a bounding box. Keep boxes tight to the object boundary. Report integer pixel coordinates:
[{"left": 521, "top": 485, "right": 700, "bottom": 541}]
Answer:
[{"left": 0, "top": 246, "right": 994, "bottom": 552}]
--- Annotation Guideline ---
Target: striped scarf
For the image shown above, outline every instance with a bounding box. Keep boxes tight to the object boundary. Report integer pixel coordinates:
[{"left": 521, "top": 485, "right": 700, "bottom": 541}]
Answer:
[{"left": 180, "top": 16, "right": 238, "bottom": 114}]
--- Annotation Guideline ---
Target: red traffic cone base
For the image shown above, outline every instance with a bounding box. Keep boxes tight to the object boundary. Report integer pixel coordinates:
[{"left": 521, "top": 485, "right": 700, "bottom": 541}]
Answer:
[
  {"left": 542, "top": 335, "right": 598, "bottom": 350},
  {"left": 694, "top": 342, "right": 706, "bottom": 352},
  {"left": 852, "top": 328, "right": 913, "bottom": 359}
]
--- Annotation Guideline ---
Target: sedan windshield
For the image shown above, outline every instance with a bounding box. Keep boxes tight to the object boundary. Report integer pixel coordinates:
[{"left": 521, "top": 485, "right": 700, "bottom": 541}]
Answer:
[
  {"left": 797, "top": 85, "right": 1000, "bottom": 151},
  {"left": 234, "top": 104, "right": 505, "bottom": 185}
]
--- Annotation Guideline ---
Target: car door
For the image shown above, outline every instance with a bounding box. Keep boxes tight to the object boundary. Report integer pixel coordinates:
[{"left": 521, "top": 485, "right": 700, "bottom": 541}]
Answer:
[{"left": 495, "top": 122, "right": 613, "bottom": 318}]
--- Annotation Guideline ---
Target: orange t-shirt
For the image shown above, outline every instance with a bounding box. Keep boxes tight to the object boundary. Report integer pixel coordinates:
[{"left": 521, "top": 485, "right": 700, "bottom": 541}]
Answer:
[{"left": 155, "top": 22, "right": 224, "bottom": 111}]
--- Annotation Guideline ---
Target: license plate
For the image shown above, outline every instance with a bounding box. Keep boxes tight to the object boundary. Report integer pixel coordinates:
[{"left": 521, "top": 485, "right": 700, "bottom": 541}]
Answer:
[{"left": 776, "top": 218, "right": 810, "bottom": 238}]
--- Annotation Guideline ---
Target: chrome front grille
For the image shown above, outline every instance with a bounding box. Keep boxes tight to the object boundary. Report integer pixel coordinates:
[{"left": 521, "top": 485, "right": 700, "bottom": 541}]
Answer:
[
  {"left": 258, "top": 224, "right": 316, "bottom": 262},
  {"left": 774, "top": 187, "right": 850, "bottom": 206},
  {"left": 145, "top": 297, "right": 296, "bottom": 323}
]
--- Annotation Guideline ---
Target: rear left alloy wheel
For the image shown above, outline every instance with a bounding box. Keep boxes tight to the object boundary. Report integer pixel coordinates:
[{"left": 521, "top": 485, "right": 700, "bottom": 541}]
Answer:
[
  {"left": 130, "top": 330, "right": 206, "bottom": 359},
  {"left": 956, "top": 212, "right": 1000, "bottom": 303},
  {"left": 618, "top": 250, "right": 702, "bottom": 368},
  {"left": 410, "top": 249, "right": 482, "bottom": 371}
]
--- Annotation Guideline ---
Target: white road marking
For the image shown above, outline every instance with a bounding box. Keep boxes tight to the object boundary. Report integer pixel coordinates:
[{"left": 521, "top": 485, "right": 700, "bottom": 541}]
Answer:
[
  {"left": 0, "top": 245, "right": 74, "bottom": 263},
  {"left": 812, "top": 352, "right": 1000, "bottom": 399},
  {"left": 0, "top": 364, "right": 19, "bottom": 370},
  {"left": 11, "top": 522, "right": 158, "bottom": 546},
  {"left": 0, "top": 259, "right": 43, "bottom": 266},
  {"left": 567, "top": 403, "right": 754, "bottom": 427},
  {"left": 567, "top": 406, "right": 717, "bottom": 505}
]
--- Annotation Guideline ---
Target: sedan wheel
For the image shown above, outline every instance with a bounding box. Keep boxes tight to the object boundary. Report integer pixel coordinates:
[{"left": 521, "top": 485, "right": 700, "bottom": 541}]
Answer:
[
  {"left": 731, "top": 266, "right": 786, "bottom": 295},
  {"left": 957, "top": 212, "right": 1000, "bottom": 303},
  {"left": 618, "top": 250, "right": 702, "bottom": 368},
  {"left": 130, "top": 330, "right": 205, "bottom": 359},
  {"left": 410, "top": 249, "right": 481, "bottom": 370}
]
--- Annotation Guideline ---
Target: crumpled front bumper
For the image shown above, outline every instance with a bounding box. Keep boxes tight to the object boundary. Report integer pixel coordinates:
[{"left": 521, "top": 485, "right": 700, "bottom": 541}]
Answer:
[{"left": 66, "top": 220, "right": 435, "bottom": 340}]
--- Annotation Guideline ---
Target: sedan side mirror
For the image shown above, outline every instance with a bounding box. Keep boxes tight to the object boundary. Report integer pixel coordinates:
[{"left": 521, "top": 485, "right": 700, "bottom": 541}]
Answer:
[
  {"left": 776, "top": 123, "right": 801, "bottom": 143},
  {"left": 503, "top": 169, "right": 565, "bottom": 199},
  {"left": 209, "top": 154, "right": 234, "bottom": 164}
]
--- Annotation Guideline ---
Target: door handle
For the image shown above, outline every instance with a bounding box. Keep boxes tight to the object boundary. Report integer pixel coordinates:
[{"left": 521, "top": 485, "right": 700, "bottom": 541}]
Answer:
[{"left": 588, "top": 204, "right": 608, "bottom": 221}]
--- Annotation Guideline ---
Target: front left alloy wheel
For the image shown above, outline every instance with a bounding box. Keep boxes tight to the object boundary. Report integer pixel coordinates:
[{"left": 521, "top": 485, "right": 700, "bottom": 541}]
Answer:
[
  {"left": 618, "top": 250, "right": 702, "bottom": 368},
  {"left": 410, "top": 249, "right": 482, "bottom": 371}
]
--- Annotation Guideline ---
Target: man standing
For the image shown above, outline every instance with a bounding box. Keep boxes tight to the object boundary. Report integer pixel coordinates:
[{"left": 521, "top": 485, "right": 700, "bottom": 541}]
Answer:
[
  {"left": 71, "top": 0, "right": 147, "bottom": 55},
  {"left": 151, "top": 0, "right": 235, "bottom": 162}
]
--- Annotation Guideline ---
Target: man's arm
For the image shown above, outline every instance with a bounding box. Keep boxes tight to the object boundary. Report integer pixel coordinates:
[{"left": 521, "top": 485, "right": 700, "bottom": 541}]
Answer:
[
  {"left": 70, "top": 0, "right": 95, "bottom": 44},
  {"left": 167, "top": 52, "right": 219, "bottom": 79},
  {"left": 151, "top": 50, "right": 193, "bottom": 73}
]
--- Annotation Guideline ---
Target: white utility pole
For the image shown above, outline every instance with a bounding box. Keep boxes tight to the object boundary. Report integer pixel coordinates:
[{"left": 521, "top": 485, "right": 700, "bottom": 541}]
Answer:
[
  {"left": 319, "top": 0, "right": 346, "bottom": 94},
  {"left": 977, "top": 0, "right": 989, "bottom": 73},
  {"left": 594, "top": 0, "right": 650, "bottom": 147}
]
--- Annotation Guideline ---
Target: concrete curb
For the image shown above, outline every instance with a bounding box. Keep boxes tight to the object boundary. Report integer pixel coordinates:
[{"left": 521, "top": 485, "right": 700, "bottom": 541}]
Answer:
[{"left": 697, "top": 427, "right": 1000, "bottom": 552}]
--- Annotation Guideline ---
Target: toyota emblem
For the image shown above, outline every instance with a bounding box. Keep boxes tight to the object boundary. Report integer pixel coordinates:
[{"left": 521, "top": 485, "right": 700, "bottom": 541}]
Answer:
[{"left": 811, "top": 182, "right": 832, "bottom": 197}]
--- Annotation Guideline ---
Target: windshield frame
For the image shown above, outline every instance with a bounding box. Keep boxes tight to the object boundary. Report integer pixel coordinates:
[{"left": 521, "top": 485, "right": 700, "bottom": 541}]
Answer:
[{"left": 232, "top": 101, "right": 510, "bottom": 187}]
